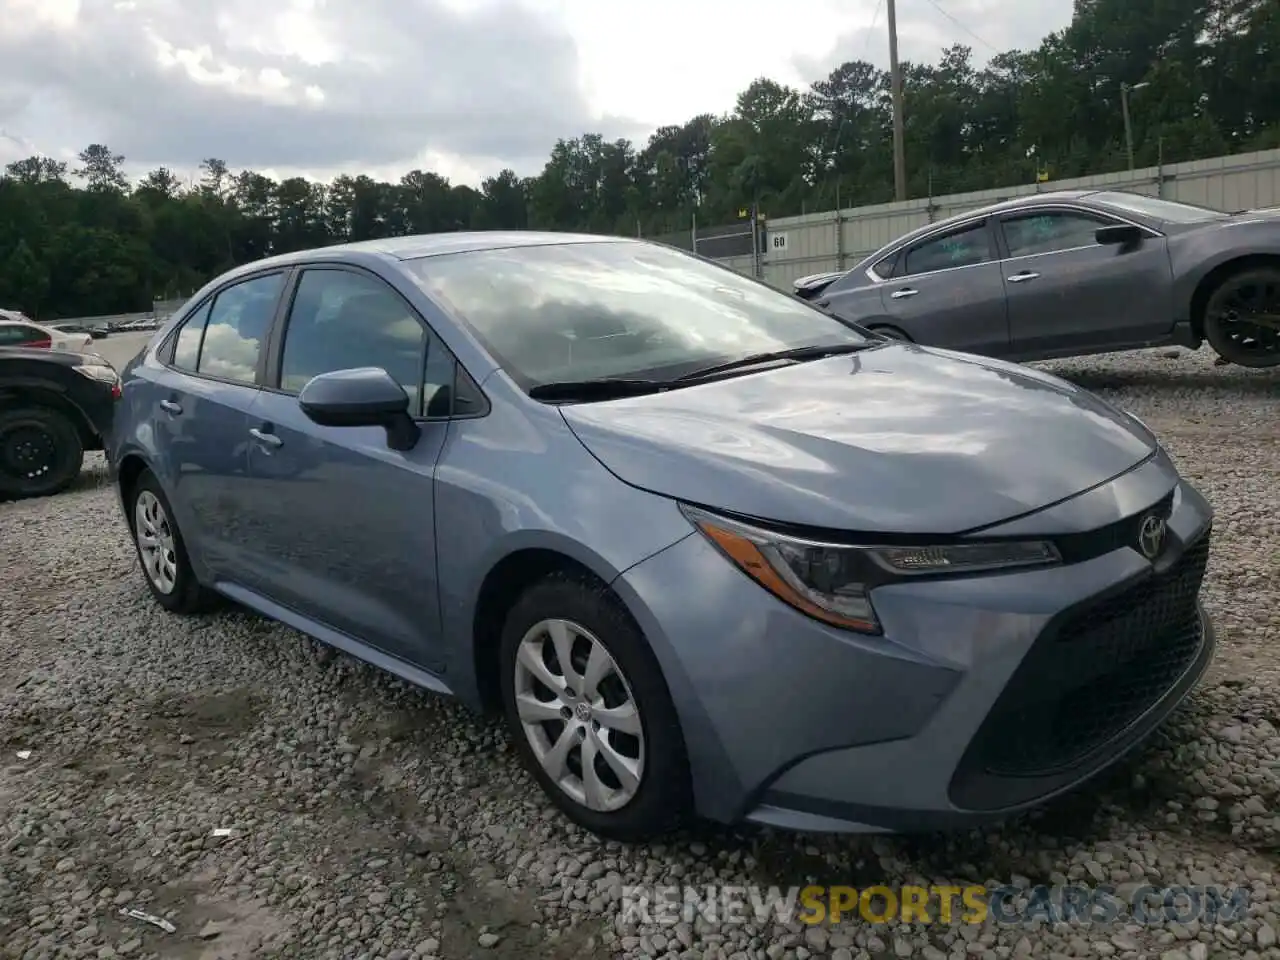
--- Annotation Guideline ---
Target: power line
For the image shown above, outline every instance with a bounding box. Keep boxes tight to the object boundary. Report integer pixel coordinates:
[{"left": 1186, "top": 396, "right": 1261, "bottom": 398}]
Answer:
[{"left": 918, "top": 0, "right": 1002, "bottom": 55}]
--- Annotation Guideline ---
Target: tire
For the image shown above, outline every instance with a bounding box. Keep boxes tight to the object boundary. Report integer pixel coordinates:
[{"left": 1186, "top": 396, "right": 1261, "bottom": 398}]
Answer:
[
  {"left": 126, "top": 469, "right": 219, "bottom": 614},
  {"left": 0, "top": 406, "right": 85, "bottom": 500},
  {"left": 498, "top": 573, "right": 692, "bottom": 842},
  {"left": 1201, "top": 267, "right": 1280, "bottom": 368}
]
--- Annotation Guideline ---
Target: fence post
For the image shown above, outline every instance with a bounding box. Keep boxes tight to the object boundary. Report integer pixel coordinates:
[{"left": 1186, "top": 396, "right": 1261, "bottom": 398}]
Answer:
[
  {"left": 750, "top": 207, "right": 762, "bottom": 280},
  {"left": 691, "top": 212, "right": 697, "bottom": 253}
]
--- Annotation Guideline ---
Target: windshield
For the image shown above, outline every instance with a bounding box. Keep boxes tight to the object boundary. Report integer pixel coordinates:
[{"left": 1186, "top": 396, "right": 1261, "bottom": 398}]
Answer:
[
  {"left": 1092, "top": 191, "right": 1230, "bottom": 223},
  {"left": 406, "top": 240, "right": 868, "bottom": 389}
]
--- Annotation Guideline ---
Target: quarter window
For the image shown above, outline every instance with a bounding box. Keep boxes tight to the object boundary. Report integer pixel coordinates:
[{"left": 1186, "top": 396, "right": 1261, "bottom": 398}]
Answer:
[
  {"left": 171, "top": 302, "right": 211, "bottom": 371},
  {"left": 279, "top": 269, "right": 440, "bottom": 416},
  {"left": 1001, "top": 211, "right": 1110, "bottom": 258},
  {"left": 195, "top": 273, "right": 284, "bottom": 384},
  {"left": 902, "top": 223, "right": 993, "bottom": 276}
]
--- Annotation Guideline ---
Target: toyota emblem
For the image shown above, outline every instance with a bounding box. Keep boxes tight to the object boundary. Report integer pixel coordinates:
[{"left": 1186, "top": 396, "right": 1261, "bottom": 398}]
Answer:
[{"left": 1137, "top": 513, "right": 1167, "bottom": 560}]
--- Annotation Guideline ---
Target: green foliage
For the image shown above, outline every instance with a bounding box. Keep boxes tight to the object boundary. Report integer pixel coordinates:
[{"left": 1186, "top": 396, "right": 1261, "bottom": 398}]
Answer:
[{"left": 0, "top": 0, "right": 1275, "bottom": 320}]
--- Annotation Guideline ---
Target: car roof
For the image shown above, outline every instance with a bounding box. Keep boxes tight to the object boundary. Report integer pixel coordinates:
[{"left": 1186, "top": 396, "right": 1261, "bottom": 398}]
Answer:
[
  {"left": 872, "top": 189, "right": 1103, "bottom": 256},
  {"left": 247, "top": 231, "right": 632, "bottom": 270}
]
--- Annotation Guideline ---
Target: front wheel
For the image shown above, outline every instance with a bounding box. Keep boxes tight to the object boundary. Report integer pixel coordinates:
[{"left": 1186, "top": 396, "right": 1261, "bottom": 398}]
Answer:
[
  {"left": 1202, "top": 267, "right": 1280, "bottom": 368},
  {"left": 498, "top": 574, "right": 691, "bottom": 842},
  {"left": 0, "top": 406, "right": 84, "bottom": 500}
]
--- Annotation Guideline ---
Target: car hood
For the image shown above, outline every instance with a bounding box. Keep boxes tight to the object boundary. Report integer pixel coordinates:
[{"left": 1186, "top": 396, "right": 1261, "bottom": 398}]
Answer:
[{"left": 559, "top": 343, "right": 1157, "bottom": 534}]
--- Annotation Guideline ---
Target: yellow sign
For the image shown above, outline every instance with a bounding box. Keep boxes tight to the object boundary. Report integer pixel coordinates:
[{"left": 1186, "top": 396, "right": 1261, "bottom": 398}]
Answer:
[
  {"left": 1036, "top": 170, "right": 1049, "bottom": 183},
  {"left": 738, "top": 208, "right": 749, "bottom": 218},
  {"left": 799, "top": 885, "right": 987, "bottom": 925}
]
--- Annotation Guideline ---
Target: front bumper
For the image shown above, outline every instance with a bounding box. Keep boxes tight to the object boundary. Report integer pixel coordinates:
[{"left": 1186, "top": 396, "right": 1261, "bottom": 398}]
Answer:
[{"left": 612, "top": 451, "right": 1215, "bottom": 832}]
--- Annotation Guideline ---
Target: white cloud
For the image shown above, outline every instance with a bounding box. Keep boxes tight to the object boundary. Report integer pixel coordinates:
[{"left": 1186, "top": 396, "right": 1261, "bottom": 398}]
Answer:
[{"left": 0, "top": 0, "right": 1075, "bottom": 187}]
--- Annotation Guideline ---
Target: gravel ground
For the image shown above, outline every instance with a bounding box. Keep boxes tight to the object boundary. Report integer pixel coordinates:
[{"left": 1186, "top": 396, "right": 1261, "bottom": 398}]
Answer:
[{"left": 1, "top": 345, "right": 1278, "bottom": 960}]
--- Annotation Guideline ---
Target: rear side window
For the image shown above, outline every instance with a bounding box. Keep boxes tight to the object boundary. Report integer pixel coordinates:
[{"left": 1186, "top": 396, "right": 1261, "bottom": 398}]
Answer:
[
  {"left": 195, "top": 273, "right": 284, "bottom": 384},
  {"left": 0, "top": 323, "right": 48, "bottom": 345}
]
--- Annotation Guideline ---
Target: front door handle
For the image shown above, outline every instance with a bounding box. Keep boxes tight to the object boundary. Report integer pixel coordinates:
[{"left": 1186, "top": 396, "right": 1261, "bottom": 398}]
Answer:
[
  {"left": 159, "top": 399, "right": 182, "bottom": 415},
  {"left": 1007, "top": 271, "right": 1040, "bottom": 283},
  {"left": 249, "top": 427, "right": 282, "bottom": 449},
  {"left": 890, "top": 288, "right": 918, "bottom": 300}
]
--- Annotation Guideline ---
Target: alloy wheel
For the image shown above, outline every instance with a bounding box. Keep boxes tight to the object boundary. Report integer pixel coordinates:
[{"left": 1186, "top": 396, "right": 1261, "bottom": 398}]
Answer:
[
  {"left": 512, "top": 618, "right": 645, "bottom": 812},
  {"left": 1208, "top": 273, "right": 1280, "bottom": 361},
  {"left": 134, "top": 490, "right": 178, "bottom": 594}
]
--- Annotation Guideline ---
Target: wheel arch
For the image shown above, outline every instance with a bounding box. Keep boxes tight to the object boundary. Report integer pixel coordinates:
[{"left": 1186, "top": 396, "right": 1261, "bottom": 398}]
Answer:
[
  {"left": 115, "top": 452, "right": 153, "bottom": 528},
  {"left": 0, "top": 383, "right": 100, "bottom": 451},
  {"left": 1188, "top": 253, "right": 1280, "bottom": 339},
  {"left": 470, "top": 543, "right": 626, "bottom": 715}
]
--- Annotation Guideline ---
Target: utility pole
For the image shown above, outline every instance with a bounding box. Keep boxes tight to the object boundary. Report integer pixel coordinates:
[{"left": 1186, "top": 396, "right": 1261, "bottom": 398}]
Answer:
[
  {"left": 1120, "top": 81, "right": 1149, "bottom": 172},
  {"left": 886, "top": 0, "right": 907, "bottom": 201}
]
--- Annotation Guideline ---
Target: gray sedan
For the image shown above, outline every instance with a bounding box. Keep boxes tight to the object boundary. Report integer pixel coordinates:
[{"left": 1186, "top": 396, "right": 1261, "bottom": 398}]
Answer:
[{"left": 803, "top": 190, "right": 1280, "bottom": 367}]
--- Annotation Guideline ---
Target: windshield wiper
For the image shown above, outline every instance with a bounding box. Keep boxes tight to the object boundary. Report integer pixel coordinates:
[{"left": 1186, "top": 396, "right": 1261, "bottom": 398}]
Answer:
[
  {"left": 528, "top": 378, "right": 669, "bottom": 402},
  {"left": 675, "top": 342, "right": 872, "bottom": 381}
]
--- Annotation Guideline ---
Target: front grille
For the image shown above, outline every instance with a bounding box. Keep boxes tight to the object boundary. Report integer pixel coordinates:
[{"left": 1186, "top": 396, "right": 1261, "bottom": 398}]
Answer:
[{"left": 960, "top": 529, "right": 1211, "bottom": 781}]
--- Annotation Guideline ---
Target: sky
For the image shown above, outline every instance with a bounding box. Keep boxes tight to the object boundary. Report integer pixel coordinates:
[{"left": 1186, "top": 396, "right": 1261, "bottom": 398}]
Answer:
[{"left": 0, "top": 0, "right": 1075, "bottom": 189}]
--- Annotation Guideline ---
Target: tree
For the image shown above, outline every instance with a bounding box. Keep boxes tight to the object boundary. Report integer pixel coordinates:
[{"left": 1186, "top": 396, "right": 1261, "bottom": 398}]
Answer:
[
  {"left": 74, "top": 144, "right": 129, "bottom": 192},
  {"left": 0, "top": 0, "right": 1273, "bottom": 319}
]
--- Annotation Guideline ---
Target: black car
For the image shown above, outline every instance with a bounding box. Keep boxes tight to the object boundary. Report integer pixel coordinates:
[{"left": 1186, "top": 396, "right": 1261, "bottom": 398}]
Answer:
[{"left": 0, "top": 347, "right": 121, "bottom": 499}]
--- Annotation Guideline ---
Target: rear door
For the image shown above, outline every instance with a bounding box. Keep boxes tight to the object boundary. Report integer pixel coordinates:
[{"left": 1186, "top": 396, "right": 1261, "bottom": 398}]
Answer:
[
  {"left": 994, "top": 206, "right": 1174, "bottom": 357},
  {"left": 239, "top": 265, "right": 455, "bottom": 671},
  {"left": 874, "top": 218, "right": 1011, "bottom": 356},
  {"left": 146, "top": 270, "right": 289, "bottom": 579}
]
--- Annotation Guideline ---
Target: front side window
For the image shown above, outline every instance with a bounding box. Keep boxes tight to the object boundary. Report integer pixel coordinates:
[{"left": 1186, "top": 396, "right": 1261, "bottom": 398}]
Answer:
[
  {"left": 279, "top": 269, "right": 431, "bottom": 414},
  {"left": 1001, "top": 211, "right": 1109, "bottom": 258},
  {"left": 405, "top": 240, "right": 869, "bottom": 390},
  {"left": 196, "top": 273, "right": 284, "bottom": 384},
  {"left": 902, "top": 223, "right": 993, "bottom": 276}
]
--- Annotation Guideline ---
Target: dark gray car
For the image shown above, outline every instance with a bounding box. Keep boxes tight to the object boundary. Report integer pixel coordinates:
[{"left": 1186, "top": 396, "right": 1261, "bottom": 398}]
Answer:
[{"left": 804, "top": 190, "right": 1280, "bottom": 367}]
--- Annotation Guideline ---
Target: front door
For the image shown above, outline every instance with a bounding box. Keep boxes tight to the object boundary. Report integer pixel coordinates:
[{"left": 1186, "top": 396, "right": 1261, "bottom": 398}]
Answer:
[
  {"left": 879, "top": 218, "right": 1012, "bottom": 357},
  {"left": 996, "top": 208, "right": 1175, "bottom": 358},
  {"left": 242, "top": 266, "right": 454, "bottom": 671}
]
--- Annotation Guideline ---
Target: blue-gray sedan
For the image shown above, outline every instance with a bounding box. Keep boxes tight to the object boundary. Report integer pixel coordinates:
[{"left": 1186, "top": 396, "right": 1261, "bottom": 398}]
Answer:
[{"left": 110, "top": 232, "right": 1216, "bottom": 841}]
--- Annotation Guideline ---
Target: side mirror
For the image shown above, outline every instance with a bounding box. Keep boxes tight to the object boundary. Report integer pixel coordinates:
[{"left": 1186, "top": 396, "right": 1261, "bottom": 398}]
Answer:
[
  {"left": 298, "top": 367, "right": 420, "bottom": 451},
  {"left": 1095, "top": 224, "right": 1144, "bottom": 246}
]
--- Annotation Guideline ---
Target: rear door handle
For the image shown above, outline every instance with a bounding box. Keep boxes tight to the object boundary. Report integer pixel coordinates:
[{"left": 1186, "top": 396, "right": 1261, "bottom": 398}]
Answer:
[
  {"left": 249, "top": 427, "right": 282, "bottom": 449},
  {"left": 1007, "top": 271, "right": 1040, "bottom": 283},
  {"left": 890, "top": 288, "right": 918, "bottom": 300},
  {"left": 159, "top": 399, "right": 182, "bottom": 415}
]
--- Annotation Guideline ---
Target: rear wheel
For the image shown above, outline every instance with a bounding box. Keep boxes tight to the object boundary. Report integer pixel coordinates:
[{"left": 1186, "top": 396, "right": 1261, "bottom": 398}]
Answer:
[
  {"left": 498, "top": 573, "right": 691, "bottom": 841},
  {"left": 1201, "top": 267, "right": 1280, "bottom": 368},
  {"left": 0, "top": 406, "right": 84, "bottom": 500},
  {"left": 127, "top": 470, "right": 218, "bottom": 613}
]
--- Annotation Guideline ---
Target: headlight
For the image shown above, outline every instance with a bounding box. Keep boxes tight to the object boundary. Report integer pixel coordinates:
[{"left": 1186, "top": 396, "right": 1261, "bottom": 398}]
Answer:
[{"left": 679, "top": 504, "right": 1061, "bottom": 635}]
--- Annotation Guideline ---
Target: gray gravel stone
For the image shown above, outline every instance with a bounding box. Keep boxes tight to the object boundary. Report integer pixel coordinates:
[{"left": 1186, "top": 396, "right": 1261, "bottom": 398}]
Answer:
[{"left": 1, "top": 347, "right": 1277, "bottom": 960}]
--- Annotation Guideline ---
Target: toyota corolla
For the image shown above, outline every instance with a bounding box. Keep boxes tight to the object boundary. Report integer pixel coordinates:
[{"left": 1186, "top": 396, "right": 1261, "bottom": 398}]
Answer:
[{"left": 110, "top": 232, "right": 1215, "bottom": 840}]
